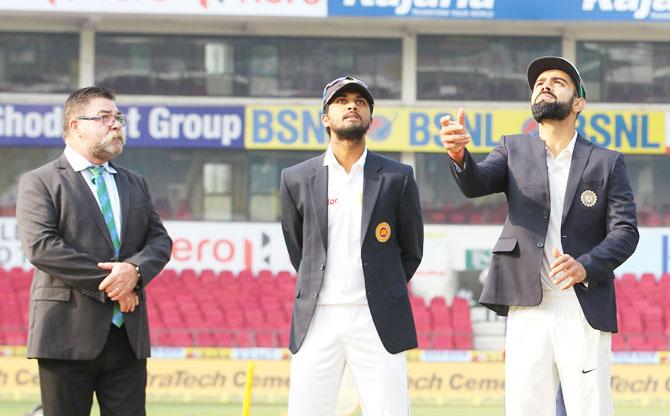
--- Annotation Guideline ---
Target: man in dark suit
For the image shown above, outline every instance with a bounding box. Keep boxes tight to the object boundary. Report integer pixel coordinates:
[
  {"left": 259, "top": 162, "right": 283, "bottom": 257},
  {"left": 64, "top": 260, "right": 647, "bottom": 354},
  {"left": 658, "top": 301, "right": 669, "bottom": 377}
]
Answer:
[
  {"left": 16, "top": 87, "right": 173, "bottom": 416},
  {"left": 279, "top": 76, "right": 423, "bottom": 415},
  {"left": 441, "top": 57, "right": 638, "bottom": 416}
]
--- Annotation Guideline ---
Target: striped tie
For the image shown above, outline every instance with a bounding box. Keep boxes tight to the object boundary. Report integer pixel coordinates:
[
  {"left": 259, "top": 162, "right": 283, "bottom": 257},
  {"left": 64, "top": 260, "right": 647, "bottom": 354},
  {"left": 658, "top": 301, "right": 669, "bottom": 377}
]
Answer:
[{"left": 88, "top": 166, "right": 124, "bottom": 328}]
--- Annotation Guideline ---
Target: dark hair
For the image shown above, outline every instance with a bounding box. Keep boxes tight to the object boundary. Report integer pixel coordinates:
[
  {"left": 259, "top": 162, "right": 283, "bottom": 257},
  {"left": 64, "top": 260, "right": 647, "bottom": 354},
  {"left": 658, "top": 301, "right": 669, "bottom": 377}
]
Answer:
[{"left": 63, "top": 87, "right": 116, "bottom": 135}]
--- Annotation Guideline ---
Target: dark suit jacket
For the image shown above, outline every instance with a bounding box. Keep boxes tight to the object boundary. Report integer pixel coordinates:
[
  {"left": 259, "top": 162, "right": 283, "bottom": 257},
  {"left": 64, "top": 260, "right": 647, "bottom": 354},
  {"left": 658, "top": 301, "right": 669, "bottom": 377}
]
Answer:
[
  {"left": 450, "top": 133, "right": 639, "bottom": 333},
  {"left": 16, "top": 154, "right": 172, "bottom": 360},
  {"left": 279, "top": 151, "right": 424, "bottom": 354}
]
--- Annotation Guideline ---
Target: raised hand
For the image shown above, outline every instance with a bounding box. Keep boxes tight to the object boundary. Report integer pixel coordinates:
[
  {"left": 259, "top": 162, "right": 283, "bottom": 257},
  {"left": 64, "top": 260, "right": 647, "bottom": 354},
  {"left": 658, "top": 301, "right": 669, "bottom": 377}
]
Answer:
[{"left": 440, "top": 108, "right": 471, "bottom": 164}]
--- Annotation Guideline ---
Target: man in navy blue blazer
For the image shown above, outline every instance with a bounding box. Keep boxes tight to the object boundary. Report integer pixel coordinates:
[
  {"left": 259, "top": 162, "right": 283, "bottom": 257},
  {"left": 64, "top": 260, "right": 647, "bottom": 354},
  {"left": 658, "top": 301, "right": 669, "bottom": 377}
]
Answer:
[
  {"left": 441, "top": 57, "right": 638, "bottom": 416},
  {"left": 280, "top": 76, "right": 423, "bottom": 415}
]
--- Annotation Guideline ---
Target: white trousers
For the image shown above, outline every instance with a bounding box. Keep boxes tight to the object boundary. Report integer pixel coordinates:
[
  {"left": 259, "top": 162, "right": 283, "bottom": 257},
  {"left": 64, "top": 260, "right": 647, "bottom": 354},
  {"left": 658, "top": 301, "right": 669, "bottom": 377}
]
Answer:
[
  {"left": 288, "top": 305, "right": 409, "bottom": 416},
  {"left": 505, "top": 288, "right": 613, "bottom": 416}
]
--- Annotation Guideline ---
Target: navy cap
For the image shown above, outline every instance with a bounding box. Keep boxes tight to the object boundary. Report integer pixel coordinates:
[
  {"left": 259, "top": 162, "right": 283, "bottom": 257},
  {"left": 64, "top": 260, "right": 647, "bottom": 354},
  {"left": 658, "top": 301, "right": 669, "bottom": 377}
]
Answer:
[
  {"left": 527, "top": 56, "right": 586, "bottom": 99},
  {"left": 322, "top": 76, "right": 374, "bottom": 113}
]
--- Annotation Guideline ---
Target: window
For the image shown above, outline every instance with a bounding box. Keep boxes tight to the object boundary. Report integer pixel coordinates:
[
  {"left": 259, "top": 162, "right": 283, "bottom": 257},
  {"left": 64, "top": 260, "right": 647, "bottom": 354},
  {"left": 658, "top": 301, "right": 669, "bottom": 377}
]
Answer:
[
  {"left": 414, "top": 152, "right": 670, "bottom": 226},
  {"left": 625, "top": 155, "right": 670, "bottom": 226},
  {"left": 577, "top": 41, "right": 670, "bottom": 103},
  {"left": 0, "top": 32, "right": 78, "bottom": 93},
  {"left": 0, "top": 148, "right": 662, "bottom": 226},
  {"left": 247, "top": 151, "right": 320, "bottom": 222},
  {"left": 203, "top": 163, "right": 233, "bottom": 221},
  {"left": 417, "top": 35, "right": 561, "bottom": 101},
  {"left": 415, "top": 152, "right": 507, "bottom": 225},
  {"left": 96, "top": 34, "right": 402, "bottom": 98},
  {"left": 0, "top": 148, "right": 64, "bottom": 216}
]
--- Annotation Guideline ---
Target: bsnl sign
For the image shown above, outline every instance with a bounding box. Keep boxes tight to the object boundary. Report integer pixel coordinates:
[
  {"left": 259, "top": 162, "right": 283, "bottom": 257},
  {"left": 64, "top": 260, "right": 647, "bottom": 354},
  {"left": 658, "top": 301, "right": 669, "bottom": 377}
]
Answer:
[
  {"left": 246, "top": 106, "right": 666, "bottom": 154},
  {"left": 410, "top": 111, "right": 660, "bottom": 151}
]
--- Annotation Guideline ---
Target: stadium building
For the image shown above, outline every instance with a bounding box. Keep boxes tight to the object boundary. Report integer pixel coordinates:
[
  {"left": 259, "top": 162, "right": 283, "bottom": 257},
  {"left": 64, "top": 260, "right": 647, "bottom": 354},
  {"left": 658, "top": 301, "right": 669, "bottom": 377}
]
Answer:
[{"left": 1, "top": 0, "right": 669, "bottom": 410}]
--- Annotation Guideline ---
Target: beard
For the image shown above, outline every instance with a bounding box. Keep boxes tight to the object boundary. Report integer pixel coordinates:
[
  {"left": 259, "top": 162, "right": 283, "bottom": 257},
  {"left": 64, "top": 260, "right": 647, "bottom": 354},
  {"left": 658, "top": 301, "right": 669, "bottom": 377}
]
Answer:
[
  {"left": 331, "top": 118, "right": 371, "bottom": 142},
  {"left": 89, "top": 131, "right": 125, "bottom": 161},
  {"left": 531, "top": 95, "right": 574, "bottom": 123}
]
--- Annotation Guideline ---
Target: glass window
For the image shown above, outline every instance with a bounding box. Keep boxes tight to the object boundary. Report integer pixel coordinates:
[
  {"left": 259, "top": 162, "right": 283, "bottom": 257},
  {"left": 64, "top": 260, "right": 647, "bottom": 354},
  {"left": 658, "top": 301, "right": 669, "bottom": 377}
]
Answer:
[
  {"left": 625, "top": 155, "right": 670, "bottom": 226},
  {"left": 203, "top": 162, "right": 233, "bottom": 221},
  {"left": 248, "top": 151, "right": 320, "bottom": 222},
  {"left": 415, "top": 153, "right": 507, "bottom": 225},
  {"left": 0, "top": 32, "right": 78, "bottom": 93},
  {"left": 1, "top": 148, "right": 663, "bottom": 226},
  {"left": 577, "top": 41, "right": 670, "bottom": 103},
  {"left": 96, "top": 34, "right": 402, "bottom": 98},
  {"left": 417, "top": 35, "right": 561, "bottom": 101},
  {"left": 415, "top": 152, "right": 670, "bottom": 226},
  {"left": 0, "top": 148, "right": 64, "bottom": 216},
  {"left": 115, "top": 149, "right": 250, "bottom": 221}
]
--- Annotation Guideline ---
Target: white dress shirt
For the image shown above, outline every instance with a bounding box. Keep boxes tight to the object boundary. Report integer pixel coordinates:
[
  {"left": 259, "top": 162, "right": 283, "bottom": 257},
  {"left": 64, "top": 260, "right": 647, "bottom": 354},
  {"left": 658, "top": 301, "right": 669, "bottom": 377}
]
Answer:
[
  {"left": 64, "top": 145, "right": 122, "bottom": 241},
  {"left": 318, "top": 146, "right": 368, "bottom": 305},
  {"left": 540, "top": 132, "right": 577, "bottom": 290}
]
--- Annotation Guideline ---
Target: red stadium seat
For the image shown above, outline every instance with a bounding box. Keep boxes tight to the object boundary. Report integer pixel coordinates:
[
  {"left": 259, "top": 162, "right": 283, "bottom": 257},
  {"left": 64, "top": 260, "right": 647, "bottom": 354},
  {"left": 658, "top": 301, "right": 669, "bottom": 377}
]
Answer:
[
  {"left": 454, "top": 334, "right": 473, "bottom": 350},
  {"left": 417, "top": 333, "right": 432, "bottom": 349},
  {"left": 235, "top": 330, "right": 255, "bottom": 347},
  {"left": 213, "top": 331, "right": 236, "bottom": 347},
  {"left": 256, "top": 330, "right": 278, "bottom": 348},
  {"left": 432, "top": 334, "right": 454, "bottom": 350},
  {"left": 611, "top": 334, "right": 628, "bottom": 352},
  {"left": 619, "top": 273, "right": 638, "bottom": 286}
]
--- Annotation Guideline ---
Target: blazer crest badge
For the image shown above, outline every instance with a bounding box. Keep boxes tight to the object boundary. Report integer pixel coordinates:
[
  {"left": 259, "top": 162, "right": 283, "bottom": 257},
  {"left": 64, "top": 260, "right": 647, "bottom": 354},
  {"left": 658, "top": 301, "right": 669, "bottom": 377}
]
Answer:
[
  {"left": 580, "top": 190, "right": 597, "bottom": 207},
  {"left": 375, "top": 222, "right": 391, "bottom": 243}
]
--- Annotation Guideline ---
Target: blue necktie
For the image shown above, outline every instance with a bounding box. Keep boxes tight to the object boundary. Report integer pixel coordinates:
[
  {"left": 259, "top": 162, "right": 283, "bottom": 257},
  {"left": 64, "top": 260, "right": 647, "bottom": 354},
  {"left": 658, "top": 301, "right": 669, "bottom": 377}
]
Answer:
[{"left": 88, "top": 166, "right": 124, "bottom": 328}]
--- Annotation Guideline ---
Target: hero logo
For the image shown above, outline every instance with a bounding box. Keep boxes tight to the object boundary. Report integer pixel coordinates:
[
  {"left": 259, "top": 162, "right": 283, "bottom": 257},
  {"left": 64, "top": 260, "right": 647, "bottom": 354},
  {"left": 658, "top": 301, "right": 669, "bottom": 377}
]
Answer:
[
  {"left": 341, "top": 0, "right": 494, "bottom": 16},
  {"left": 583, "top": 0, "right": 670, "bottom": 19}
]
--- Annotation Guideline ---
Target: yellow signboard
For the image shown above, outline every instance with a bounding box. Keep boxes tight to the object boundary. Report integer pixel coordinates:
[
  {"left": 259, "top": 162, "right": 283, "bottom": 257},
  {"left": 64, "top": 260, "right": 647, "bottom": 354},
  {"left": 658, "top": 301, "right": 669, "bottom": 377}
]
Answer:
[
  {"left": 2, "top": 357, "right": 670, "bottom": 406},
  {"left": 245, "top": 105, "right": 667, "bottom": 155}
]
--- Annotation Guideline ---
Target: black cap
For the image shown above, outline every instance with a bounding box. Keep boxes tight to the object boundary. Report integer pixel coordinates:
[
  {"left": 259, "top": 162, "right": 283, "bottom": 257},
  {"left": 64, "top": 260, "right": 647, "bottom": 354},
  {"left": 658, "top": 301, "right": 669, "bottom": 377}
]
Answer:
[
  {"left": 527, "top": 56, "right": 586, "bottom": 99},
  {"left": 322, "top": 76, "right": 374, "bottom": 113}
]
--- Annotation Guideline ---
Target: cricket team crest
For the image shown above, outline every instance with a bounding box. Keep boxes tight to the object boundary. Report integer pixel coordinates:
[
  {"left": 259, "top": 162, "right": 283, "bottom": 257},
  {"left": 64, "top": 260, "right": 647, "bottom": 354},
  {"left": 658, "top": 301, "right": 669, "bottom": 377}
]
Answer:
[
  {"left": 375, "top": 222, "right": 391, "bottom": 243},
  {"left": 580, "top": 190, "right": 597, "bottom": 207}
]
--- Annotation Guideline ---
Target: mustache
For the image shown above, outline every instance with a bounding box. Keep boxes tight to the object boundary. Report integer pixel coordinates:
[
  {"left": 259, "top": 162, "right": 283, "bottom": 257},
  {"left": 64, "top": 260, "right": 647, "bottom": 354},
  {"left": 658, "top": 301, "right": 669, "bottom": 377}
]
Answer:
[
  {"left": 535, "top": 91, "right": 556, "bottom": 102},
  {"left": 102, "top": 131, "right": 125, "bottom": 145}
]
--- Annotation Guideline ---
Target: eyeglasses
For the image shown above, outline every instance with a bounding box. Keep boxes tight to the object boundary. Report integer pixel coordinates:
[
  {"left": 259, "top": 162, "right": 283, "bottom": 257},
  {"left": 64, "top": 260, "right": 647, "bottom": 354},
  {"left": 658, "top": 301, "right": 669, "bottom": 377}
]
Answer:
[
  {"left": 322, "top": 76, "right": 368, "bottom": 99},
  {"left": 77, "top": 114, "right": 127, "bottom": 127}
]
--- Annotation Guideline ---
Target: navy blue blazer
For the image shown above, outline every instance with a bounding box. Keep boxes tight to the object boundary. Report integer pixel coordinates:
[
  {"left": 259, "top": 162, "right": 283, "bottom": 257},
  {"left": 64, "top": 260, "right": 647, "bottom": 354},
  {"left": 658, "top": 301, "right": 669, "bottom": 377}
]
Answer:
[
  {"left": 450, "top": 133, "right": 639, "bottom": 333},
  {"left": 280, "top": 151, "right": 424, "bottom": 353}
]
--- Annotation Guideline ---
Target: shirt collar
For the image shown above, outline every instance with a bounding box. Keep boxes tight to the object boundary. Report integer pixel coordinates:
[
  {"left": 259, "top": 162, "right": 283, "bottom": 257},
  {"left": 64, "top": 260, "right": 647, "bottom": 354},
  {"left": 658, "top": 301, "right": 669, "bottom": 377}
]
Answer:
[
  {"left": 323, "top": 145, "right": 368, "bottom": 171},
  {"left": 544, "top": 131, "right": 578, "bottom": 158},
  {"left": 64, "top": 145, "right": 117, "bottom": 174}
]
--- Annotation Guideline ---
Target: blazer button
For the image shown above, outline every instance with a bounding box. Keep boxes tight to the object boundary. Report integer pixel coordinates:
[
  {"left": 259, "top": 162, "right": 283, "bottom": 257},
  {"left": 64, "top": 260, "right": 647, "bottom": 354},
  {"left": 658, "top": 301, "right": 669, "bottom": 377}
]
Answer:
[
  {"left": 363, "top": 262, "right": 368, "bottom": 267},
  {"left": 319, "top": 264, "right": 325, "bottom": 271},
  {"left": 537, "top": 242, "right": 544, "bottom": 248}
]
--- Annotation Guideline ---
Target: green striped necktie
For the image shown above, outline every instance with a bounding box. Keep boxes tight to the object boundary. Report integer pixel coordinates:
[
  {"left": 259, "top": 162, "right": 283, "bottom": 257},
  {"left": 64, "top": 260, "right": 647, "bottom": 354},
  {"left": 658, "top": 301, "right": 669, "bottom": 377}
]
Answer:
[{"left": 88, "top": 166, "right": 124, "bottom": 328}]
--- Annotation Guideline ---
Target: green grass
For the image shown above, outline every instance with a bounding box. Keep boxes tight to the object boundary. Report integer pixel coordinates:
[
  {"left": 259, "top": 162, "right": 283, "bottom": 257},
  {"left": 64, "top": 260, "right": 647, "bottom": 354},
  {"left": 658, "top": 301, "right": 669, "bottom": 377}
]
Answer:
[{"left": 2, "top": 402, "right": 670, "bottom": 416}]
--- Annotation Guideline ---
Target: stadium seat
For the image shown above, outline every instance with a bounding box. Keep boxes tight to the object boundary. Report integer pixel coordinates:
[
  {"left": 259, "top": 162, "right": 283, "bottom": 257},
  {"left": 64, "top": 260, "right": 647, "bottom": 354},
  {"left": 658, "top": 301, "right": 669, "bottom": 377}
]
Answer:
[
  {"left": 432, "top": 334, "right": 454, "bottom": 350},
  {"left": 619, "top": 273, "right": 638, "bottom": 286},
  {"left": 417, "top": 333, "right": 432, "bottom": 349}
]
